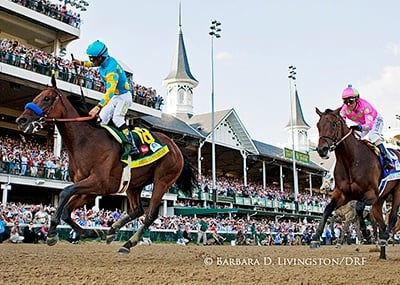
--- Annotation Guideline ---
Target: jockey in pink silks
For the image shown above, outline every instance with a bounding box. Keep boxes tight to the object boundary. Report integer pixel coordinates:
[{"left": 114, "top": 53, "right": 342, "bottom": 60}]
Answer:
[{"left": 340, "top": 84, "right": 393, "bottom": 170}]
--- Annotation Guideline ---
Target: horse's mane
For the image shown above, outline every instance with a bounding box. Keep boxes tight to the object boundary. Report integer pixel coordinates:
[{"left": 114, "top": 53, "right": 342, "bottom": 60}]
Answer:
[
  {"left": 324, "top": 108, "right": 335, "bottom": 113},
  {"left": 66, "top": 94, "right": 90, "bottom": 117}
]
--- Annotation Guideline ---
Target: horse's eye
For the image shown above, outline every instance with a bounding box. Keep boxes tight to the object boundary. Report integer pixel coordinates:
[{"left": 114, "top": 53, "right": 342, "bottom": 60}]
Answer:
[
  {"left": 43, "top": 96, "right": 51, "bottom": 102},
  {"left": 331, "top": 121, "right": 336, "bottom": 128}
]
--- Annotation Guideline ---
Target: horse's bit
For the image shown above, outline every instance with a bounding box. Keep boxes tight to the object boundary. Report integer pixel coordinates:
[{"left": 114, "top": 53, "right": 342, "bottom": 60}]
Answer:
[{"left": 319, "top": 119, "right": 353, "bottom": 152}]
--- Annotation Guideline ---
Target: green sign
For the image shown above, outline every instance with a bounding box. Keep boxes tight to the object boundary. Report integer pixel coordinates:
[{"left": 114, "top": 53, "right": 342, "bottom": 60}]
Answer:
[{"left": 283, "top": 148, "right": 310, "bottom": 163}]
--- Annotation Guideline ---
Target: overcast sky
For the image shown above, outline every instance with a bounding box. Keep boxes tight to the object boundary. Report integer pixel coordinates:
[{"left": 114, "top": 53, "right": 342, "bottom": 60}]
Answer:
[{"left": 67, "top": 0, "right": 400, "bottom": 147}]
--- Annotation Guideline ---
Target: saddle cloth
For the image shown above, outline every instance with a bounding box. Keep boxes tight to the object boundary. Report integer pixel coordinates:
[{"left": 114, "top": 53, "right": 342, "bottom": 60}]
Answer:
[
  {"left": 101, "top": 125, "right": 169, "bottom": 168},
  {"left": 378, "top": 149, "right": 400, "bottom": 195},
  {"left": 361, "top": 140, "right": 400, "bottom": 195}
]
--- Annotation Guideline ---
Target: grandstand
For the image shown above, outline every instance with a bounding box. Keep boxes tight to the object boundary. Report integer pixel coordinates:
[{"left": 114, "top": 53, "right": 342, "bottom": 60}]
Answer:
[{"left": 0, "top": 0, "right": 328, "bottom": 222}]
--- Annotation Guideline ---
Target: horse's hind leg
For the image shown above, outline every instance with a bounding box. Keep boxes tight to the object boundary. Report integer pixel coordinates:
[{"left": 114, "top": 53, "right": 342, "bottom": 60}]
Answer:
[
  {"left": 118, "top": 204, "right": 160, "bottom": 254},
  {"left": 384, "top": 188, "right": 400, "bottom": 242},
  {"left": 107, "top": 187, "right": 144, "bottom": 244},
  {"left": 119, "top": 182, "right": 171, "bottom": 254}
]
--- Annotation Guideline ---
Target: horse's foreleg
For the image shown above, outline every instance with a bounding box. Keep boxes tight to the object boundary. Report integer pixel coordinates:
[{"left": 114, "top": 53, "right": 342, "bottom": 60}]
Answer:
[
  {"left": 355, "top": 200, "right": 370, "bottom": 240},
  {"left": 311, "top": 200, "right": 336, "bottom": 247},
  {"left": 61, "top": 206, "right": 84, "bottom": 236},
  {"left": 47, "top": 184, "right": 77, "bottom": 246},
  {"left": 354, "top": 218, "right": 364, "bottom": 245}
]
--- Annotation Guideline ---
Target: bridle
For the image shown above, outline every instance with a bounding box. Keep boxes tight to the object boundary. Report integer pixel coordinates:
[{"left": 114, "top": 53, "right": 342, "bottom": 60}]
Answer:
[
  {"left": 23, "top": 87, "right": 94, "bottom": 133},
  {"left": 318, "top": 116, "right": 354, "bottom": 152}
]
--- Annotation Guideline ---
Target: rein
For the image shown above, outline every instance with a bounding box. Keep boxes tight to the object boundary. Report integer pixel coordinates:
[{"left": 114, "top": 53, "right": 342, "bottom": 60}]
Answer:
[
  {"left": 24, "top": 87, "right": 94, "bottom": 132},
  {"left": 320, "top": 129, "right": 354, "bottom": 152},
  {"left": 45, "top": 116, "right": 94, "bottom": 122}
]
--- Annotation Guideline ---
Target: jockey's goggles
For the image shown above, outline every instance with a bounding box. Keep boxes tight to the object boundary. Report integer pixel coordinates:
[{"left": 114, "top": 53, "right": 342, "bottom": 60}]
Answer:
[
  {"left": 89, "top": 56, "right": 100, "bottom": 62},
  {"left": 343, "top": 98, "right": 357, "bottom": 105}
]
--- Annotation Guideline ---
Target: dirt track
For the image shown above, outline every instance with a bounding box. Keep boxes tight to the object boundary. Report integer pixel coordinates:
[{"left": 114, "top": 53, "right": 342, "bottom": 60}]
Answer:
[{"left": 0, "top": 241, "right": 399, "bottom": 285}]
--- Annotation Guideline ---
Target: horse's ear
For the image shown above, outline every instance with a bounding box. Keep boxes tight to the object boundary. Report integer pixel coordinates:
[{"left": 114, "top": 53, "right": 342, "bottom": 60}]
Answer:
[
  {"left": 315, "top": 107, "right": 323, "bottom": 117},
  {"left": 51, "top": 73, "right": 57, "bottom": 88},
  {"left": 334, "top": 107, "right": 342, "bottom": 116}
]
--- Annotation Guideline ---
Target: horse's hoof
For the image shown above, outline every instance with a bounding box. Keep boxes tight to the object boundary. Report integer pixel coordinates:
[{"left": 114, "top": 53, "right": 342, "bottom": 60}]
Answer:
[
  {"left": 335, "top": 244, "right": 342, "bottom": 249},
  {"left": 118, "top": 247, "right": 130, "bottom": 254},
  {"left": 379, "top": 239, "right": 388, "bottom": 247},
  {"left": 46, "top": 234, "right": 59, "bottom": 246},
  {"left": 106, "top": 234, "right": 116, "bottom": 244},
  {"left": 310, "top": 241, "right": 320, "bottom": 249}
]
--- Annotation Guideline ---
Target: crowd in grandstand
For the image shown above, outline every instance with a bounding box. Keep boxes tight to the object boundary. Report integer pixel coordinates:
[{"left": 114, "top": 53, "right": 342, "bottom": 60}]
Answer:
[
  {"left": 0, "top": 132, "right": 331, "bottom": 209},
  {"left": 10, "top": 0, "right": 82, "bottom": 28},
  {"left": 0, "top": 200, "right": 377, "bottom": 247},
  {"left": 0, "top": 38, "right": 164, "bottom": 110},
  {"left": 1, "top": 133, "right": 70, "bottom": 181},
  {"left": 0, "top": 200, "right": 335, "bottom": 245},
  {"left": 0, "top": 132, "right": 380, "bottom": 246}
]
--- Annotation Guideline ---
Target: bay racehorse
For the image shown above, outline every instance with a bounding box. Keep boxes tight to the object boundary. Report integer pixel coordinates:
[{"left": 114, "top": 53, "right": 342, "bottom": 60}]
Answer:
[
  {"left": 313, "top": 107, "right": 400, "bottom": 259},
  {"left": 15, "top": 75, "right": 197, "bottom": 254}
]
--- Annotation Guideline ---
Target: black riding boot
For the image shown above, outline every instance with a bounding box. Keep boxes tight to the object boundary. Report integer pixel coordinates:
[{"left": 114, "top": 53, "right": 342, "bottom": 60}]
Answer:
[
  {"left": 377, "top": 144, "right": 394, "bottom": 170},
  {"left": 119, "top": 125, "right": 140, "bottom": 157}
]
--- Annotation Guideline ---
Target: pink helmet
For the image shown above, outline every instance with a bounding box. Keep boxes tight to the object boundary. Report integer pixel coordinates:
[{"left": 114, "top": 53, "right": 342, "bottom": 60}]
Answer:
[{"left": 341, "top": 84, "right": 359, "bottom": 99}]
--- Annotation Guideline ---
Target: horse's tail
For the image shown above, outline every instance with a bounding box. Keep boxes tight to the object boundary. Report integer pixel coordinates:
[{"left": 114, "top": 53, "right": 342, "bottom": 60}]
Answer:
[{"left": 175, "top": 154, "right": 197, "bottom": 196}]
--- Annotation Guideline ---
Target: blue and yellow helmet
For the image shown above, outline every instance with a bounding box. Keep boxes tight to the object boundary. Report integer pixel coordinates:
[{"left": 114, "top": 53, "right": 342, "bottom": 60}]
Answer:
[{"left": 86, "top": 40, "right": 108, "bottom": 57}]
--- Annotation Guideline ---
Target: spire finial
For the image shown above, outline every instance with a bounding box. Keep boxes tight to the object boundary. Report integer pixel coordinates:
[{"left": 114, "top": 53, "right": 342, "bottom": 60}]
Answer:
[{"left": 179, "top": 1, "right": 182, "bottom": 28}]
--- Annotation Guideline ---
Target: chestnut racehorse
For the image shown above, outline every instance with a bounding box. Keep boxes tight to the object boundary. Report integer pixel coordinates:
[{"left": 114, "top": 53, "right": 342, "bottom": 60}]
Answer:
[
  {"left": 314, "top": 107, "right": 400, "bottom": 259},
  {"left": 16, "top": 75, "right": 196, "bottom": 254}
]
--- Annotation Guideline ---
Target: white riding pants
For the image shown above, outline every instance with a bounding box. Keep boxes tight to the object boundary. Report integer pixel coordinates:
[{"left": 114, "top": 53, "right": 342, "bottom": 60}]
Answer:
[
  {"left": 361, "top": 113, "right": 384, "bottom": 145},
  {"left": 99, "top": 91, "right": 132, "bottom": 128}
]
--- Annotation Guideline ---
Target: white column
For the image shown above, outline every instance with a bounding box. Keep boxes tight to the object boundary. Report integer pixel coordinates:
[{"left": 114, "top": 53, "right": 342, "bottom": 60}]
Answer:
[
  {"left": 95, "top": 196, "right": 101, "bottom": 211},
  {"left": 1, "top": 184, "right": 11, "bottom": 205},
  {"left": 197, "top": 144, "right": 203, "bottom": 178},
  {"left": 262, "top": 160, "right": 266, "bottom": 190},
  {"left": 241, "top": 150, "right": 248, "bottom": 187},
  {"left": 53, "top": 126, "right": 62, "bottom": 158},
  {"left": 163, "top": 200, "right": 168, "bottom": 216},
  {"left": 280, "top": 165, "right": 284, "bottom": 192}
]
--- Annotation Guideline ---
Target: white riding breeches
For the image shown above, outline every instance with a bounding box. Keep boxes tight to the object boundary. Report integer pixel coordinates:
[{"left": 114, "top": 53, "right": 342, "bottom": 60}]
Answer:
[
  {"left": 99, "top": 91, "right": 132, "bottom": 128},
  {"left": 361, "top": 113, "right": 384, "bottom": 145}
]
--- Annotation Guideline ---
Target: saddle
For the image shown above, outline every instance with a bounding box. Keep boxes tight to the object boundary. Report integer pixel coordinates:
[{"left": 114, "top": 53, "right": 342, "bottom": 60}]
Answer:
[
  {"left": 362, "top": 140, "right": 398, "bottom": 174},
  {"left": 101, "top": 125, "right": 169, "bottom": 168},
  {"left": 362, "top": 140, "right": 400, "bottom": 195}
]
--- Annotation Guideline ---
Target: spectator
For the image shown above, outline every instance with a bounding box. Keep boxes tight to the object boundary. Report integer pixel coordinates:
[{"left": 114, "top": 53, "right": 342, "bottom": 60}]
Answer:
[
  {"left": 183, "top": 224, "right": 192, "bottom": 245},
  {"left": 210, "top": 223, "right": 225, "bottom": 245},
  {"left": 176, "top": 225, "right": 186, "bottom": 246},
  {"left": 10, "top": 221, "right": 24, "bottom": 243},
  {"left": 139, "top": 227, "right": 152, "bottom": 246},
  {"left": 23, "top": 222, "right": 38, "bottom": 243},
  {"left": 67, "top": 229, "right": 79, "bottom": 244},
  {"left": 274, "top": 233, "right": 283, "bottom": 245},
  {"left": 0, "top": 214, "right": 6, "bottom": 243},
  {"left": 36, "top": 224, "right": 49, "bottom": 242},
  {"left": 196, "top": 218, "right": 208, "bottom": 246},
  {"left": 34, "top": 205, "right": 49, "bottom": 225}
]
